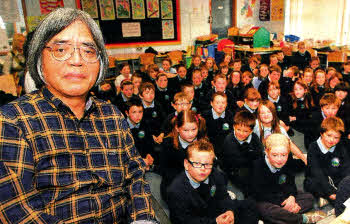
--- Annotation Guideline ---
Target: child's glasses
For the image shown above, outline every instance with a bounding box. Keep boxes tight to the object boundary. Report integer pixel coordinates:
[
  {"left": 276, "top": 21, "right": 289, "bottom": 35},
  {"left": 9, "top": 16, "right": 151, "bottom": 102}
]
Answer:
[{"left": 188, "top": 160, "right": 213, "bottom": 169}]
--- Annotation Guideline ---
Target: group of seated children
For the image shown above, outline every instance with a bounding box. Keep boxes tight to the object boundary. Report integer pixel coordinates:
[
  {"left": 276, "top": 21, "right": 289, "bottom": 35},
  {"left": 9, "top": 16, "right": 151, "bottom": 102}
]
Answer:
[{"left": 94, "top": 49, "right": 350, "bottom": 223}]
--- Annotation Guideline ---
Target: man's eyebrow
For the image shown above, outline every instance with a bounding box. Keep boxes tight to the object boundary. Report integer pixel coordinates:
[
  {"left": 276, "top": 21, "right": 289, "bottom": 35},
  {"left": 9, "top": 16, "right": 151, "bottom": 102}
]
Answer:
[{"left": 50, "top": 40, "right": 97, "bottom": 47}]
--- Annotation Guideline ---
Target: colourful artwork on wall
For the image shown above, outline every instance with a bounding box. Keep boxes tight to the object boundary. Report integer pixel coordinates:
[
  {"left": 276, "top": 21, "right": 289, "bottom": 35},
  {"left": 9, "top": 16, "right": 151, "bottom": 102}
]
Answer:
[
  {"left": 131, "top": 0, "right": 145, "bottom": 19},
  {"left": 271, "top": 0, "right": 284, "bottom": 21},
  {"left": 99, "top": 0, "right": 116, "bottom": 20},
  {"left": 81, "top": 0, "right": 98, "bottom": 18},
  {"left": 241, "top": 0, "right": 256, "bottom": 18},
  {"left": 259, "top": 0, "right": 270, "bottom": 21},
  {"left": 147, "top": 0, "right": 159, "bottom": 18},
  {"left": 161, "top": 0, "right": 173, "bottom": 19},
  {"left": 39, "top": 0, "right": 64, "bottom": 14},
  {"left": 162, "top": 20, "right": 174, "bottom": 39},
  {"left": 116, "top": 0, "right": 131, "bottom": 18}
]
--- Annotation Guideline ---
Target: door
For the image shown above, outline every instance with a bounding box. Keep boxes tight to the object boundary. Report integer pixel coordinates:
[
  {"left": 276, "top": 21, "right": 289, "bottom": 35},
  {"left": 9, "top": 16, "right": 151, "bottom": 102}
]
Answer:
[{"left": 211, "top": 0, "right": 234, "bottom": 38}]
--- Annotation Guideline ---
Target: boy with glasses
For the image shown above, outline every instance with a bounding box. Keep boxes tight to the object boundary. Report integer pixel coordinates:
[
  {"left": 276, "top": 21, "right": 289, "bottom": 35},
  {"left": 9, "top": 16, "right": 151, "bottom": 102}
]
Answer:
[{"left": 167, "top": 139, "right": 259, "bottom": 224}]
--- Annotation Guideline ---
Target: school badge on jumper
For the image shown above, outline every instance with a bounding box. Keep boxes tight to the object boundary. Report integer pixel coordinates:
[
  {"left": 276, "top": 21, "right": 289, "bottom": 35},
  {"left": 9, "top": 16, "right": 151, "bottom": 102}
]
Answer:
[
  {"left": 278, "top": 174, "right": 287, "bottom": 184},
  {"left": 152, "top": 111, "right": 157, "bottom": 118},
  {"left": 222, "top": 123, "right": 230, "bottom": 131},
  {"left": 138, "top": 130, "right": 145, "bottom": 139},
  {"left": 300, "top": 104, "right": 305, "bottom": 109},
  {"left": 331, "top": 157, "right": 340, "bottom": 167},
  {"left": 164, "top": 95, "right": 169, "bottom": 100},
  {"left": 192, "top": 107, "right": 197, "bottom": 113},
  {"left": 210, "top": 185, "right": 216, "bottom": 197},
  {"left": 200, "top": 92, "right": 204, "bottom": 96},
  {"left": 277, "top": 105, "right": 282, "bottom": 112}
]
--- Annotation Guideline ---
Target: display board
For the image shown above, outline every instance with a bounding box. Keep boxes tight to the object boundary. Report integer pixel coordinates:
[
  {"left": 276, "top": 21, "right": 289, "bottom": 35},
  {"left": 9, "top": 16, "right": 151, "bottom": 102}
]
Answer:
[{"left": 76, "top": 0, "right": 181, "bottom": 48}]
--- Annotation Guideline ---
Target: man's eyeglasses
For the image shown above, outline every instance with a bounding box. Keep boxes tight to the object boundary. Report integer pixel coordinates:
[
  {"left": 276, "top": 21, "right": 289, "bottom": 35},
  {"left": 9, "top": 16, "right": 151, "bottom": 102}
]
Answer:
[
  {"left": 187, "top": 160, "right": 213, "bottom": 169},
  {"left": 45, "top": 43, "right": 100, "bottom": 63}
]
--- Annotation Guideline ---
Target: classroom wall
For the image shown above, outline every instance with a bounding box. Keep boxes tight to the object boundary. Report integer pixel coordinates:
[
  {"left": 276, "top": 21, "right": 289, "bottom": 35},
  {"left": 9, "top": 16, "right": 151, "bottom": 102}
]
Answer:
[
  {"left": 107, "top": 0, "right": 211, "bottom": 55},
  {"left": 236, "top": 0, "right": 285, "bottom": 35}
]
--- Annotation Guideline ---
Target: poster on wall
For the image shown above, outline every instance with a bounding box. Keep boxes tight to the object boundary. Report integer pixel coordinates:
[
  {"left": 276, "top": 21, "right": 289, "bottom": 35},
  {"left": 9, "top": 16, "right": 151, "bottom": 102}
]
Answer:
[
  {"left": 116, "top": 0, "right": 131, "bottom": 18},
  {"left": 81, "top": 0, "right": 98, "bottom": 18},
  {"left": 161, "top": 0, "right": 173, "bottom": 19},
  {"left": 122, "top": 22, "right": 141, "bottom": 37},
  {"left": 131, "top": 0, "right": 145, "bottom": 19},
  {"left": 147, "top": 0, "right": 159, "bottom": 18},
  {"left": 271, "top": 0, "right": 283, "bottom": 21},
  {"left": 162, "top": 20, "right": 174, "bottom": 39},
  {"left": 27, "top": 15, "right": 46, "bottom": 31},
  {"left": 240, "top": 0, "right": 256, "bottom": 18},
  {"left": 39, "top": 0, "right": 64, "bottom": 14},
  {"left": 0, "top": 0, "right": 20, "bottom": 22},
  {"left": 259, "top": 0, "right": 270, "bottom": 21},
  {"left": 99, "top": 0, "right": 116, "bottom": 20}
]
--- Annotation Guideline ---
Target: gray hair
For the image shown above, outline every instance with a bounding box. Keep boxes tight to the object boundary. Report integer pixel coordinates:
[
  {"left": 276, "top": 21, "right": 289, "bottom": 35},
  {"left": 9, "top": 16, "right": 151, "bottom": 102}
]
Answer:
[{"left": 27, "top": 8, "right": 109, "bottom": 88}]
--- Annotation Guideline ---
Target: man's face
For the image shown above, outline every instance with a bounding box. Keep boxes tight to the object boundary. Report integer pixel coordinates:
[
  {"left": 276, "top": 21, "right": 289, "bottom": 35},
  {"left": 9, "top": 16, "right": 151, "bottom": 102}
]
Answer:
[
  {"left": 322, "top": 104, "right": 339, "bottom": 118},
  {"left": 184, "top": 150, "right": 214, "bottom": 183},
  {"left": 211, "top": 95, "right": 227, "bottom": 115},
  {"left": 127, "top": 106, "right": 143, "bottom": 124},
  {"left": 156, "top": 76, "right": 168, "bottom": 89},
  {"left": 42, "top": 20, "right": 100, "bottom": 99},
  {"left": 141, "top": 88, "right": 155, "bottom": 104},
  {"left": 266, "top": 146, "right": 289, "bottom": 169},
  {"left": 122, "top": 84, "right": 134, "bottom": 98}
]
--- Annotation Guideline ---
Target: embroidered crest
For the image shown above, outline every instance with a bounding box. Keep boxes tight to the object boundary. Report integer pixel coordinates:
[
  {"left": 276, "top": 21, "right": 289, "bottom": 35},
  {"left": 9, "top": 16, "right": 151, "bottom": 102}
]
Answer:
[
  {"left": 278, "top": 174, "right": 287, "bottom": 184},
  {"left": 210, "top": 185, "right": 216, "bottom": 197},
  {"left": 277, "top": 105, "right": 282, "bottom": 112},
  {"left": 222, "top": 123, "right": 230, "bottom": 131},
  {"left": 152, "top": 111, "right": 158, "bottom": 118},
  {"left": 164, "top": 95, "right": 169, "bottom": 100},
  {"left": 192, "top": 107, "right": 197, "bottom": 113},
  {"left": 138, "top": 130, "right": 145, "bottom": 139},
  {"left": 331, "top": 157, "right": 340, "bottom": 167}
]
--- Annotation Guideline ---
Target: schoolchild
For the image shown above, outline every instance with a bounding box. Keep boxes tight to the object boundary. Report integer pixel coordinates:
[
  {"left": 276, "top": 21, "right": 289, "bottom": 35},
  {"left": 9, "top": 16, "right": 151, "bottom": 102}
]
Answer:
[
  {"left": 131, "top": 72, "right": 143, "bottom": 96},
  {"left": 228, "top": 71, "right": 244, "bottom": 108},
  {"left": 240, "top": 87, "right": 261, "bottom": 116},
  {"left": 168, "top": 64, "right": 188, "bottom": 91},
  {"left": 143, "top": 63, "right": 159, "bottom": 85},
  {"left": 301, "top": 68, "right": 314, "bottom": 87},
  {"left": 292, "top": 41, "right": 312, "bottom": 70},
  {"left": 252, "top": 63, "right": 269, "bottom": 89},
  {"left": 155, "top": 73, "right": 173, "bottom": 114},
  {"left": 160, "top": 110, "right": 206, "bottom": 201},
  {"left": 191, "top": 69, "right": 209, "bottom": 112},
  {"left": 241, "top": 71, "right": 254, "bottom": 95},
  {"left": 328, "top": 73, "right": 343, "bottom": 93},
  {"left": 241, "top": 56, "right": 259, "bottom": 76},
  {"left": 310, "top": 69, "right": 328, "bottom": 108},
  {"left": 335, "top": 82, "right": 350, "bottom": 138},
  {"left": 280, "top": 65, "right": 299, "bottom": 98},
  {"left": 277, "top": 50, "right": 290, "bottom": 72},
  {"left": 167, "top": 139, "right": 259, "bottom": 224},
  {"left": 232, "top": 58, "right": 242, "bottom": 72},
  {"left": 205, "top": 56, "right": 218, "bottom": 82},
  {"left": 309, "top": 56, "right": 321, "bottom": 71},
  {"left": 222, "top": 110, "right": 264, "bottom": 197},
  {"left": 125, "top": 98, "right": 156, "bottom": 171},
  {"left": 341, "top": 61, "right": 350, "bottom": 85},
  {"left": 218, "top": 62, "right": 230, "bottom": 77},
  {"left": 159, "top": 58, "right": 177, "bottom": 77},
  {"left": 269, "top": 54, "right": 279, "bottom": 67},
  {"left": 304, "top": 117, "right": 350, "bottom": 207},
  {"left": 111, "top": 79, "right": 134, "bottom": 116},
  {"left": 181, "top": 82, "right": 200, "bottom": 113},
  {"left": 114, "top": 62, "right": 132, "bottom": 91},
  {"left": 202, "top": 92, "right": 234, "bottom": 159},
  {"left": 327, "top": 67, "right": 337, "bottom": 82},
  {"left": 200, "top": 64, "right": 211, "bottom": 87},
  {"left": 258, "top": 65, "right": 282, "bottom": 99},
  {"left": 139, "top": 82, "right": 166, "bottom": 141},
  {"left": 252, "top": 134, "right": 327, "bottom": 224},
  {"left": 187, "top": 55, "right": 202, "bottom": 79}
]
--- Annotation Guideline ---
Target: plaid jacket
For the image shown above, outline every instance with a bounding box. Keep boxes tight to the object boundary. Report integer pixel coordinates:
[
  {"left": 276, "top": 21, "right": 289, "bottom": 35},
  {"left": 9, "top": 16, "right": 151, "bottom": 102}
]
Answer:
[{"left": 0, "top": 88, "right": 155, "bottom": 223}]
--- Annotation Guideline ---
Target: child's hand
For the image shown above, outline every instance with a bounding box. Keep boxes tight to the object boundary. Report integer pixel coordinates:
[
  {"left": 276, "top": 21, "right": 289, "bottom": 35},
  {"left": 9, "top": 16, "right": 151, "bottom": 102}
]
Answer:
[
  {"left": 153, "top": 134, "right": 164, "bottom": 144},
  {"left": 281, "top": 196, "right": 299, "bottom": 213},
  {"left": 348, "top": 134, "right": 350, "bottom": 139},
  {"left": 100, "top": 83, "right": 111, "bottom": 91},
  {"left": 289, "top": 116, "right": 296, "bottom": 122},
  {"left": 329, "top": 194, "right": 336, "bottom": 200},
  {"left": 145, "top": 154, "right": 154, "bottom": 165},
  {"left": 216, "top": 211, "right": 234, "bottom": 224},
  {"left": 236, "top": 101, "right": 244, "bottom": 108}
]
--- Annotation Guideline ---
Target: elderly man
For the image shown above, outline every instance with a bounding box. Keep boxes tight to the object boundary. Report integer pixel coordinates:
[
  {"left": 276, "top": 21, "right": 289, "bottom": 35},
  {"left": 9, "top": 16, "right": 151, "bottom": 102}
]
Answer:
[{"left": 0, "top": 8, "right": 156, "bottom": 224}]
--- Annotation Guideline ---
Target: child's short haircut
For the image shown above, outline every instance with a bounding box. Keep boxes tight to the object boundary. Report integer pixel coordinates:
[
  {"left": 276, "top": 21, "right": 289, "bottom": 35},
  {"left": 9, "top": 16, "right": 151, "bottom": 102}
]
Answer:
[
  {"left": 269, "top": 54, "right": 278, "bottom": 61},
  {"left": 335, "top": 82, "right": 350, "bottom": 92},
  {"left": 268, "top": 81, "right": 280, "bottom": 90},
  {"left": 173, "top": 92, "right": 190, "bottom": 103},
  {"left": 303, "top": 67, "right": 313, "bottom": 75},
  {"left": 233, "top": 110, "right": 256, "bottom": 130},
  {"left": 211, "top": 91, "right": 227, "bottom": 102},
  {"left": 147, "top": 63, "right": 159, "bottom": 73},
  {"left": 233, "top": 58, "right": 242, "bottom": 63},
  {"left": 156, "top": 73, "right": 167, "bottom": 80},
  {"left": 180, "top": 82, "right": 194, "bottom": 92},
  {"left": 244, "top": 88, "right": 261, "bottom": 101},
  {"left": 139, "top": 82, "right": 155, "bottom": 95},
  {"left": 125, "top": 97, "right": 143, "bottom": 112},
  {"left": 192, "top": 68, "right": 202, "bottom": 75},
  {"left": 162, "top": 58, "right": 172, "bottom": 65},
  {"left": 131, "top": 71, "right": 143, "bottom": 81},
  {"left": 314, "top": 68, "right": 326, "bottom": 75},
  {"left": 219, "top": 62, "right": 229, "bottom": 69},
  {"left": 269, "top": 65, "right": 282, "bottom": 73},
  {"left": 320, "top": 116, "right": 345, "bottom": 134},
  {"left": 177, "top": 64, "right": 187, "bottom": 70},
  {"left": 213, "top": 73, "right": 227, "bottom": 82},
  {"left": 298, "top": 41, "right": 305, "bottom": 48},
  {"left": 320, "top": 93, "right": 341, "bottom": 108},
  {"left": 120, "top": 80, "right": 133, "bottom": 89},
  {"left": 248, "top": 56, "right": 259, "bottom": 64},
  {"left": 265, "top": 133, "right": 290, "bottom": 153},
  {"left": 119, "top": 62, "right": 130, "bottom": 71},
  {"left": 242, "top": 71, "right": 253, "bottom": 79},
  {"left": 186, "top": 139, "right": 215, "bottom": 160}
]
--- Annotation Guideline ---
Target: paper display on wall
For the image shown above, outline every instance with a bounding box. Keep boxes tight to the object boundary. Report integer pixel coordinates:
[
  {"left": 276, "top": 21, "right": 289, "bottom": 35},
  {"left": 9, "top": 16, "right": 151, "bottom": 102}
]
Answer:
[
  {"left": 81, "top": 0, "right": 98, "bottom": 18},
  {"left": 99, "top": 0, "right": 116, "bottom": 20},
  {"left": 39, "top": 0, "right": 64, "bottom": 14},
  {"left": 161, "top": 0, "right": 173, "bottom": 19},
  {"left": 122, "top": 22, "right": 141, "bottom": 37},
  {"left": 116, "top": 0, "right": 131, "bottom": 18},
  {"left": 271, "top": 0, "right": 283, "bottom": 21},
  {"left": 147, "top": 0, "right": 159, "bottom": 18},
  {"left": 162, "top": 20, "right": 174, "bottom": 39},
  {"left": 0, "top": 0, "right": 20, "bottom": 22},
  {"left": 241, "top": 0, "right": 256, "bottom": 18},
  {"left": 131, "top": 0, "right": 145, "bottom": 19}
]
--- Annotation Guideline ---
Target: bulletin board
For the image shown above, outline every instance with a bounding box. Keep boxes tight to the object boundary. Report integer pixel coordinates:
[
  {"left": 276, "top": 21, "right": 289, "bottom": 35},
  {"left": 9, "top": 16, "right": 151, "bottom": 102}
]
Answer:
[{"left": 76, "top": 0, "right": 181, "bottom": 48}]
